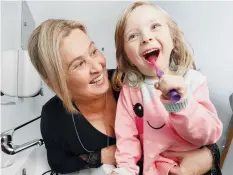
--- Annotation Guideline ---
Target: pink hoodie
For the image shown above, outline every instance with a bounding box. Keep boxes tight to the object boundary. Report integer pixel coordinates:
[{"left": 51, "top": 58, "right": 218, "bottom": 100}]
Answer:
[{"left": 113, "top": 69, "right": 223, "bottom": 175}]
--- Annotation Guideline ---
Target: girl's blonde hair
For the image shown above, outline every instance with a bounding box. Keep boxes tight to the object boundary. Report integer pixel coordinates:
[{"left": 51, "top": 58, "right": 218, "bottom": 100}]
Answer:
[
  {"left": 112, "top": 1, "right": 194, "bottom": 90},
  {"left": 28, "top": 19, "right": 86, "bottom": 113}
]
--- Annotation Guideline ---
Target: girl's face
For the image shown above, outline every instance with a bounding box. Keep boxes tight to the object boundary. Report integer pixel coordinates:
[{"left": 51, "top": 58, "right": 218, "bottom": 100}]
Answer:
[{"left": 124, "top": 5, "right": 174, "bottom": 77}]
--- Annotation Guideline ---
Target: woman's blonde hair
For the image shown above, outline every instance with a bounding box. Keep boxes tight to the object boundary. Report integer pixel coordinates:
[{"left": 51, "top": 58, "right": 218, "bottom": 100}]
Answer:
[
  {"left": 28, "top": 19, "right": 86, "bottom": 113},
  {"left": 112, "top": 1, "right": 194, "bottom": 90}
]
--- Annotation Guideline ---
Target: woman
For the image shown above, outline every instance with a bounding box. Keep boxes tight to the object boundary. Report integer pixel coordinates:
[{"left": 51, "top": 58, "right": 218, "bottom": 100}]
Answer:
[{"left": 28, "top": 19, "right": 221, "bottom": 175}]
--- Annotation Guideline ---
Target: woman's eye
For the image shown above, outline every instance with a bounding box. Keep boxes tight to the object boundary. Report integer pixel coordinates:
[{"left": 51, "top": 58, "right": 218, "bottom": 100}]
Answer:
[
  {"left": 79, "top": 61, "right": 85, "bottom": 66},
  {"left": 129, "top": 33, "right": 138, "bottom": 41},
  {"left": 93, "top": 49, "right": 98, "bottom": 55},
  {"left": 91, "top": 48, "right": 99, "bottom": 57},
  {"left": 74, "top": 60, "right": 85, "bottom": 69}
]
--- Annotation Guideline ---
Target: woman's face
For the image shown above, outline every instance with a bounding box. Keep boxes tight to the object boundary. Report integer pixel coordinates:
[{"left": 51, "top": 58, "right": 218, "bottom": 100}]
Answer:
[{"left": 60, "top": 29, "right": 109, "bottom": 101}]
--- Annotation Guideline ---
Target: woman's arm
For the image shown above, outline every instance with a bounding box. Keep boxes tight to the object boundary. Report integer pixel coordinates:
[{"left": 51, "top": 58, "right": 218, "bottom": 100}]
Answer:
[
  {"left": 205, "top": 144, "right": 222, "bottom": 175},
  {"left": 79, "top": 144, "right": 117, "bottom": 166},
  {"left": 45, "top": 140, "right": 102, "bottom": 173},
  {"left": 161, "top": 144, "right": 221, "bottom": 175}
]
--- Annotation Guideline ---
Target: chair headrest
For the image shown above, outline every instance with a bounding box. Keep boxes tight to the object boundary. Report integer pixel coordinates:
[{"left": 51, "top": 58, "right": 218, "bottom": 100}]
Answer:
[{"left": 230, "top": 93, "right": 233, "bottom": 111}]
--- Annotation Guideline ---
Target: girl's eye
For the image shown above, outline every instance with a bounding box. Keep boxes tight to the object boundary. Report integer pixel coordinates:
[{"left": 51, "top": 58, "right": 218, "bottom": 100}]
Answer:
[
  {"left": 151, "top": 23, "right": 161, "bottom": 30},
  {"left": 129, "top": 33, "right": 138, "bottom": 41}
]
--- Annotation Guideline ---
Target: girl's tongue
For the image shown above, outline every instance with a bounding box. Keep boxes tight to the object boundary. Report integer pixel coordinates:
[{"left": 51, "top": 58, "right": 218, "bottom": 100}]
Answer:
[
  {"left": 147, "top": 55, "right": 158, "bottom": 62},
  {"left": 144, "top": 49, "right": 160, "bottom": 62}
]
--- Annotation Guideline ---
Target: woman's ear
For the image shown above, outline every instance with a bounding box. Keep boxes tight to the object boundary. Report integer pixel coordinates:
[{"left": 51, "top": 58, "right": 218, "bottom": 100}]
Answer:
[
  {"left": 44, "top": 79, "right": 52, "bottom": 89},
  {"left": 44, "top": 78, "right": 49, "bottom": 85}
]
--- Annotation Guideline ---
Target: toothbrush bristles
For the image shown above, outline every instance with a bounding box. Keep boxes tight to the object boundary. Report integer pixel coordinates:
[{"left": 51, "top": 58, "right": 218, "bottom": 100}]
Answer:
[{"left": 148, "top": 58, "right": 164, "bottom": 78}]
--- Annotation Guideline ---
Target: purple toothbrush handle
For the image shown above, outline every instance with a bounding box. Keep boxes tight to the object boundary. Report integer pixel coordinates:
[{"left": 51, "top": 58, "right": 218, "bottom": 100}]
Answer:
[
  {"left": 157, "top": 70, "right": 164, "bottom": 78},
  {"left": 168, "top": 89, "right": 181, "bottom": 103},
  {"left": 155, "top": 67, "right": 181, "bottom": 103}
]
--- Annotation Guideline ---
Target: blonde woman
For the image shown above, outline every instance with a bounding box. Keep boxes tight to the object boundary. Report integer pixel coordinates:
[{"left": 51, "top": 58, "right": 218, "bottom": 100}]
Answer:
[
  {"left": 28, "top": 19, "right": 220, "bottom": 175},
  {"left": 112, "top": 1, "right": 222, "bottom": 175}
]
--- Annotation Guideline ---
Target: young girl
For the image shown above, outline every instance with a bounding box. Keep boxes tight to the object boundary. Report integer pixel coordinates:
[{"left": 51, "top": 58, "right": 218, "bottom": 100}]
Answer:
[{"left": 111, "top": 2, "right": 223, "bottom": 175}]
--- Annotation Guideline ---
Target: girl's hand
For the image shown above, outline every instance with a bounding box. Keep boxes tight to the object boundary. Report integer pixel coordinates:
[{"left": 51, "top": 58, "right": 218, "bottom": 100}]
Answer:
[
  {"left": 155, "top": 75, "right": 187, "bottom": 100},
  {"left": 161, "top": 147, "right": 213, "bottom": 175}
]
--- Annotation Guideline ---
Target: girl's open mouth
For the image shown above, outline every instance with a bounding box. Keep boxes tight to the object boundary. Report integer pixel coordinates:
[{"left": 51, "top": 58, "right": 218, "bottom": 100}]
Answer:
[{"left": 142, "top": 48, "right": 160, "bottom": 62}]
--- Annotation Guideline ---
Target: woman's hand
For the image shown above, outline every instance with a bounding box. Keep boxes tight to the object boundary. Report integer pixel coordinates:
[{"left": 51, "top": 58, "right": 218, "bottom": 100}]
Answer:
[
  {"left": 101, "top": 144, "right": 116, "bottom": 165},
  {"left": 155, "top": 75, "right": 187, "bottom": 100},
  {"left": 161, "top": 147, "right": 213, "bottom": 175}
]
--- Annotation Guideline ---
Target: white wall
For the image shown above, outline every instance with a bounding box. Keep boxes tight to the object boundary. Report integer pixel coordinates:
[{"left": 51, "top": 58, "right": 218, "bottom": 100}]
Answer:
[
  {"left": 1, "top": 1, "right": 22, "bottom": 51},
  {"left": 1, "top": 1, "right": 41, "bottom": 146}
]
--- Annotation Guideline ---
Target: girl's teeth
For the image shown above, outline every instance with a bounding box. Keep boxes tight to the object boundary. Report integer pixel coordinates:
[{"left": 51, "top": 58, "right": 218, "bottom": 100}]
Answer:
[{"left": 145, "top": 49, "right": 156, "bottom": 54}]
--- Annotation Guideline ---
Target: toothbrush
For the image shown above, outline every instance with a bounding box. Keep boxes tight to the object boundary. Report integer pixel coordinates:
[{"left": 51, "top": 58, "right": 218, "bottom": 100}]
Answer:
[{"left": 149, "top": 58, "right": 181, "bottom": 103}]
